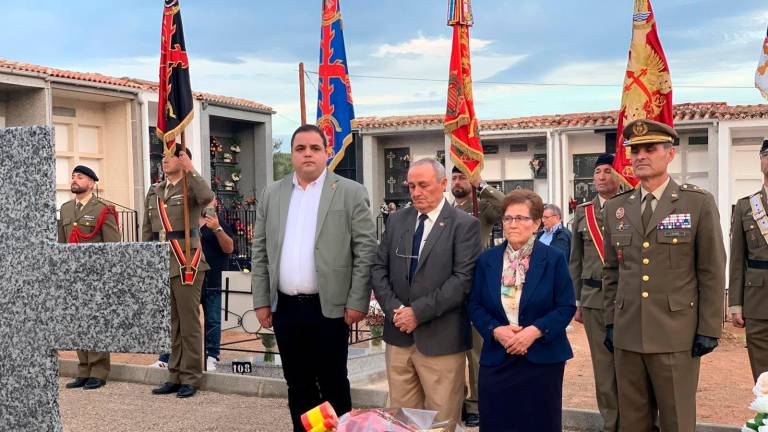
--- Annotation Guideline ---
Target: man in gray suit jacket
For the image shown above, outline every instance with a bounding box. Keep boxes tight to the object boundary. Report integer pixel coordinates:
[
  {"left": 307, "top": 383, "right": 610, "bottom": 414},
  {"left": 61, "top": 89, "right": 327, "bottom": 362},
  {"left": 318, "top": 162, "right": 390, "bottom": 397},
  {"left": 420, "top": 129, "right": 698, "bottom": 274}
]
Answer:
[
  {"left": 372, "top": 158, "right": 481, "bottom": 428},
  {"left": 251, "top": 125, "right": 378, "bottom": 431}
]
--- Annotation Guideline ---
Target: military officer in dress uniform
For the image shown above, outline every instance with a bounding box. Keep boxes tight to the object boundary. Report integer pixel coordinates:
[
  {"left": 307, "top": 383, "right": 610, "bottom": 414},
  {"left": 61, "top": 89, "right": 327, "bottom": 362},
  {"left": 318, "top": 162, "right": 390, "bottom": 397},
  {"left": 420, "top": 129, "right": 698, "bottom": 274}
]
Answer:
[
  {"left": 58, "top": 165, "right": 120, "bottom": 390},
  {"left": 569, "top": 153, "right": 620, "bottom": 432},
  {"left": 729, "top": 138, "right": 768, "bottom": 382},
  {"left": 450, "top": 166, "right": 505, "bottom": 427},
  {"left": 144, "top": 145, "right": 214, "bottom": 399},
  {"left": 602, "top": 119, "right": 725, "bottom": 432}
]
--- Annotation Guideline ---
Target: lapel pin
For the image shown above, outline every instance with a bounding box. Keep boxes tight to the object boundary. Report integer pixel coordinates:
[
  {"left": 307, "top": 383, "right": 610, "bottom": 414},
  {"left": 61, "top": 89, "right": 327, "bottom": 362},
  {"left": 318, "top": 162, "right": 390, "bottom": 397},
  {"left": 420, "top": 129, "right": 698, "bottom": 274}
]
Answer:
[
  {"left": 331, "top": 182, "right": 337, "bottom": 191},
  {"left": 439, "top": 222, "right": 445, "bottom": 227}
]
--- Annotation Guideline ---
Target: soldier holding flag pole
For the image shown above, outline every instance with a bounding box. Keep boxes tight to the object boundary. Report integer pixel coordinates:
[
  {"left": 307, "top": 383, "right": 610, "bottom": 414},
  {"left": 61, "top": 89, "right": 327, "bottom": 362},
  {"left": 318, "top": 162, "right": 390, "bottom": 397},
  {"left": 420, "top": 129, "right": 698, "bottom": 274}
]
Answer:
[
  {"left": 443, "top": 2, "right": 487, "bottom": 427},
  {"left": 146, "top": 0, "right": 214, "bottom": 399}
]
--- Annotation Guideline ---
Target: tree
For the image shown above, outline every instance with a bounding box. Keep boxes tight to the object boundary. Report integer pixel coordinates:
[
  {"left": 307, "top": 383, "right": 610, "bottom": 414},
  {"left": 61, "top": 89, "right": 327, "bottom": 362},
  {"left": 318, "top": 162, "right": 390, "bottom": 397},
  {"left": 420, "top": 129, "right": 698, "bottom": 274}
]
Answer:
[{"left": 272, "top": 138, "right": 292, "bottom": 180}]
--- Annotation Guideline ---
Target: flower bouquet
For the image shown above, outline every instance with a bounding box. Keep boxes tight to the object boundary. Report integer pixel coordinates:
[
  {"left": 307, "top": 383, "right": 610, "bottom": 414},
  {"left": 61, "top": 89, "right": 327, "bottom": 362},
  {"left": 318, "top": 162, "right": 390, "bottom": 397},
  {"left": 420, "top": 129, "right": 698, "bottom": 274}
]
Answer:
[
  {"left": 529, "top": 158, "right": 543, "bottom": 176},
  {"left": 335, "top": 408, "right": 459, "bottom": 432},
  {"left": 301, "top": 403, "right": 460, "bottom": 432},
  {"left": 365, "top": 297, "right": 386, "bottom": 346},
  {"left": 742, "top": 372, "right": 768, "bottom": 431}
]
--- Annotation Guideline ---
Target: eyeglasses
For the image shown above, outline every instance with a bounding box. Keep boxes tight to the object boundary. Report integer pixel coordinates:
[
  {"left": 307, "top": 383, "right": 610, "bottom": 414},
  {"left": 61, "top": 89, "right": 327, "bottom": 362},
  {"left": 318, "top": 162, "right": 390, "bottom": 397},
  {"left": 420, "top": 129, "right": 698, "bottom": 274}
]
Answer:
[
  {"left": 395, "top": 245, "right": 419, "bottom": 260},
  {"left": 502, "top": 215, "right": 533, "bottom": 224},
  {"left": 394, "top": 233, "right": 420, "bottom": 259}
]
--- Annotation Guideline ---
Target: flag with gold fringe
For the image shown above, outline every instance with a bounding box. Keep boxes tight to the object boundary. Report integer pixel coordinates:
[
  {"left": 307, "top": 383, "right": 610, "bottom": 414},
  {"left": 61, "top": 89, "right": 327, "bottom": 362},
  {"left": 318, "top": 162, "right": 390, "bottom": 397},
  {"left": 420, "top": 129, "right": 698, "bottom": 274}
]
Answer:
[
  {"left": 756, "top": 25, "right": 768, "bottom": 100},
  {"left": 613, "top": 0, "right": 673, "bottom": 188},
  {"left": 444, "top": 0, "right": 483, "bottom": 178},
  {"left": 156, "top": 0, "right": 194, "bottom": 157}
]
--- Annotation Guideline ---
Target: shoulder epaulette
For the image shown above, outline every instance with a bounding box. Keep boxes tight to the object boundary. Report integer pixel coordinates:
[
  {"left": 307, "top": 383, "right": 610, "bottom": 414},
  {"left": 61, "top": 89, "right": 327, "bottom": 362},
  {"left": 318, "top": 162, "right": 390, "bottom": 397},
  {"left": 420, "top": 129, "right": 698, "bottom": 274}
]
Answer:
[
  {"left": 679, "top": 183, "right": 706, "bottom": 194},
  {"left": 612, "top": 188, "right": 636, "bottom": 198}
]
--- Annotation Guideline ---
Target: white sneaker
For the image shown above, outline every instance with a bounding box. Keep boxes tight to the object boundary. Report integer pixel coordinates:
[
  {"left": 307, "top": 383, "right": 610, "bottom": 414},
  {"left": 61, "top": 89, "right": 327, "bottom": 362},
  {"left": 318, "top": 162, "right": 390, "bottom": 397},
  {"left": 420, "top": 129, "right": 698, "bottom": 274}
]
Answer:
[
  {"left": 150, "top": 360, "right": 168, "bottom": 368},
  {"left": 206, "top": 356, "right": 218, "bottom": 372}
]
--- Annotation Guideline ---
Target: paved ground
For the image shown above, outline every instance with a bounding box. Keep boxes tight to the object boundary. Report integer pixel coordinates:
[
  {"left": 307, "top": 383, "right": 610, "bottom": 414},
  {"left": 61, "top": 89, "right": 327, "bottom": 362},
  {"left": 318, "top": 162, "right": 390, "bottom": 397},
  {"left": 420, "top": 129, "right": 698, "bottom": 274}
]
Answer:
[
  {"left": 59, "top": 378, "right": 293, "bottom": 432},
  {"left": 59, "top": 379, "right": 483, "bottom": 432},
  {"left": 60, "top": 321, "right": 753, "bottom": 428}
]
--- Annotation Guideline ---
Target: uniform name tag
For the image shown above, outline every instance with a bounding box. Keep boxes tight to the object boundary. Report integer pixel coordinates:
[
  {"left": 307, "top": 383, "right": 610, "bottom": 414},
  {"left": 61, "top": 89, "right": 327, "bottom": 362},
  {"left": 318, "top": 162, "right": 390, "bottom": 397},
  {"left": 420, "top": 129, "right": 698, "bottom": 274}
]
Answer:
[
  {"left": 82, "top": 215, "right": 96, "bottom": 221},
  {"left": 657, "top": 213, "right": 692, "bottom": 230},
  {"left": 663, "top": 230, "right": 688, "bottom": 237}
]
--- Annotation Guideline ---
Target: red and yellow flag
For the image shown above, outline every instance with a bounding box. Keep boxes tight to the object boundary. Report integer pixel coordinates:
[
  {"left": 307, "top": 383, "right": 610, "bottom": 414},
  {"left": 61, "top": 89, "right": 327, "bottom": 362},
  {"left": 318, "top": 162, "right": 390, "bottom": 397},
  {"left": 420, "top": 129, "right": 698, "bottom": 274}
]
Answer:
[
  {"left": 613, "top": 0, "right": 673, "bottom": 188},
  {"left": 444, "top": 0, "right": 483, "bottom": 178}
]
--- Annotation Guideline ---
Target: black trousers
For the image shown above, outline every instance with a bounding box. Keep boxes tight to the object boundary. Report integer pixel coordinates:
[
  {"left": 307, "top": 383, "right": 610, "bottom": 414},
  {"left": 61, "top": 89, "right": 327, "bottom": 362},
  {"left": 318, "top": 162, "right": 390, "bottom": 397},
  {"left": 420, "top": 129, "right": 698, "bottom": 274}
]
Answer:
[{"left": 273, "top": 292, "right": 351, "bottom": 432}]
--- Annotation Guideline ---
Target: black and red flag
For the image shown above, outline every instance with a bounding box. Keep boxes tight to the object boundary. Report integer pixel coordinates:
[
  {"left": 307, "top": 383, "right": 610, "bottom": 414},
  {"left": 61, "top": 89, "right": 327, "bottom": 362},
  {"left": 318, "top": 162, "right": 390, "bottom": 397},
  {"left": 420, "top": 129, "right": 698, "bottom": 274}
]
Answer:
[{"left": 156, "top": 0, "right": 193, "bottom": 156}]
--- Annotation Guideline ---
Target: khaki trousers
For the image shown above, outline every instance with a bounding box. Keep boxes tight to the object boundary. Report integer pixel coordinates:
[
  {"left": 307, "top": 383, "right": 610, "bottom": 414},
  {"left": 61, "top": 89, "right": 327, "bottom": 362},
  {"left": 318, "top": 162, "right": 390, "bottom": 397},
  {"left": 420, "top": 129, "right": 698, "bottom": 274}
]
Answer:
[
  {"left": 746, "top": 318, "right": 768, "bottom": 382},
  {"left": 75, "top": 351, "right": 110, "bottom": 380},
  {"left": 582, "top": 307, "right": 619, "bottom": 432},
  {"left": 615, "top": 349, "right": 699, "bottom": 432},
  {"left": 463, "top": 328, "right": 482, "bottom": 415},
  {"left": 168, "top": 274, "right": 204, "bottom": 387},
  {"left": 386, "top": 344, "right": 465, "bottom": 429}
]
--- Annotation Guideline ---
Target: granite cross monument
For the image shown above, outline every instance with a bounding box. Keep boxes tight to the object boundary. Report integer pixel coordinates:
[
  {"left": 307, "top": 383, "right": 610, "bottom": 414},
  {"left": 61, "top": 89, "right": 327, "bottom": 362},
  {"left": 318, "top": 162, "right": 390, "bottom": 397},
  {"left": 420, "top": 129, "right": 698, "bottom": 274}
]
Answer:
[{"left": 0, "top": 126, "right": 171, "bottom": 432}]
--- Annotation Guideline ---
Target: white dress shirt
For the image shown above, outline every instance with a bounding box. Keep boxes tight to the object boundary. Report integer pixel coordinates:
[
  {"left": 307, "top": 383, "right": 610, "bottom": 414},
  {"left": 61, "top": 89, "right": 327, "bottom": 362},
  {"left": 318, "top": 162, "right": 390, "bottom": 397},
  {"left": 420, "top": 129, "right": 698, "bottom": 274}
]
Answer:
[
  {"left": 414, "top": 199, "right": 446, "bottom": 257},
  {"left": 278, "top": 169, "right": 327, "bottom": 295}
]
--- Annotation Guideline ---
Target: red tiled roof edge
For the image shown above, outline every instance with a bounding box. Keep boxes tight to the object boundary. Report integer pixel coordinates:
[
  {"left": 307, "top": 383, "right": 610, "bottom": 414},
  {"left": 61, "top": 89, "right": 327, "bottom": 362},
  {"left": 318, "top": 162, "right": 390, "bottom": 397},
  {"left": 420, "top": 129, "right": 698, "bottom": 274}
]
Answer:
[
  {"left": 0, "top": 59, "right": 273, "bottom": 113},
  {"left": 353, "top": 102, "right": 768, "bottom": 131}
]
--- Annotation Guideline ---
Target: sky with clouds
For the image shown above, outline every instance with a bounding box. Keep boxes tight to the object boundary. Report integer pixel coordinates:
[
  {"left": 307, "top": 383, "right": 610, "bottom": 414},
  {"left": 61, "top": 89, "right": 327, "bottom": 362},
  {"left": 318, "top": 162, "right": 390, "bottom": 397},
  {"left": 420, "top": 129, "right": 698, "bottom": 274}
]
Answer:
[{"left": 2, "top": 0, "right": 767, "bottom": 146}]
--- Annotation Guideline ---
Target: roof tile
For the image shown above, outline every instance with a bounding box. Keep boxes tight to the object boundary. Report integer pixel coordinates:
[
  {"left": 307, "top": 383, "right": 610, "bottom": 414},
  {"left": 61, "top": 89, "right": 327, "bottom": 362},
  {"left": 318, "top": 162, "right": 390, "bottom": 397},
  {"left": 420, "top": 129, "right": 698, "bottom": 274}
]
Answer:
[
  {"left": 353, "top": 102, "right": 768, "bottom": 131},
  {"left": 0, "top": 59, "right": 273, "bottom": 113}
]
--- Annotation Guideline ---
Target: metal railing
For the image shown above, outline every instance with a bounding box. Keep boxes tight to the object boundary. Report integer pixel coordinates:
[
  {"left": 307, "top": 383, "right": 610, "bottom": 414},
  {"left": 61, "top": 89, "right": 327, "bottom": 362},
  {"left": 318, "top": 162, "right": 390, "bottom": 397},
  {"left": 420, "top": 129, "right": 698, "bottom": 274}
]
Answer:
[{"left": 219, "top": 209, "right": 257, "bottom": 271}]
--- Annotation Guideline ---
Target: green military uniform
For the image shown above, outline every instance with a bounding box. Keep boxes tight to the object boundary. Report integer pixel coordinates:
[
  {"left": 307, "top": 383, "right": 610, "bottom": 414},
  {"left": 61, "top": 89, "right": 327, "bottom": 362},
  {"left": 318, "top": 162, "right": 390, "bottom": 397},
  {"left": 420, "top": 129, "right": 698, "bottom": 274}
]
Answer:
[
  {"left": 569, "top": 196, "right": 619, "bottom": 432},
  {"left": 454, "top": 184, "right": 504, "bottom": 417},
  {"left": 142, "top": 171, "right": 214, "bottom": 388},
  {"left": 58, "top": 194, "right": 121, "bottom": 381},
  {"left": 603, "top": 120, "right": 726, "bottom": 432},
  {"left": 729, "top": 187, "right": 768, "bottom": 382}
]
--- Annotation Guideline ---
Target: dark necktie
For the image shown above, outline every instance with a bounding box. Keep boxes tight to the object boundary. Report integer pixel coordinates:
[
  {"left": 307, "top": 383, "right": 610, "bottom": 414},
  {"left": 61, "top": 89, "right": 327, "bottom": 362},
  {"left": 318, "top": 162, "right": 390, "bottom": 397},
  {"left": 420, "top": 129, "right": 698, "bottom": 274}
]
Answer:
[
  {"left": 409, "top": 214, "right": 429, "bottom": 282},
  {"left": 75, "top": 202, "right": 83, "bottom": 214},
  {"left": 642, "top": 194, "right": 655, "bottom": 230}
]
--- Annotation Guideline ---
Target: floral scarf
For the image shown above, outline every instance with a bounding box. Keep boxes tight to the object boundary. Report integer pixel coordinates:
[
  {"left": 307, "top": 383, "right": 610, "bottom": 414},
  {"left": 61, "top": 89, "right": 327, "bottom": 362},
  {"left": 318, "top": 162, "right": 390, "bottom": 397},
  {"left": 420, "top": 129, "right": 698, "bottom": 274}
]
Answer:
[{"left": 502, "top": 236, "right": 535, "bottom": 291}]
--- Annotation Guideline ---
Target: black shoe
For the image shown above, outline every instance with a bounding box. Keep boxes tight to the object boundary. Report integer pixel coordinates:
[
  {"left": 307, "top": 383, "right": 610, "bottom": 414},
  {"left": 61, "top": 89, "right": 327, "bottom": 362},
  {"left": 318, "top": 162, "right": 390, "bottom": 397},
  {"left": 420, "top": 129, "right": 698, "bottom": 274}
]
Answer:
[
  {"left": 65, "top": 377, "right": 88, "bottom": 389},
  {"left": 151, "top": 382, "right": 181, "bottom": 395},
  {"left": 176, "top": 384, "right": 196, "bottom": 398},
  {"left": 83, "top": 378, "right": 106, "bottom": 390},
  {"left": 464, "top": 413, "right": 480, "bottom": 427}
]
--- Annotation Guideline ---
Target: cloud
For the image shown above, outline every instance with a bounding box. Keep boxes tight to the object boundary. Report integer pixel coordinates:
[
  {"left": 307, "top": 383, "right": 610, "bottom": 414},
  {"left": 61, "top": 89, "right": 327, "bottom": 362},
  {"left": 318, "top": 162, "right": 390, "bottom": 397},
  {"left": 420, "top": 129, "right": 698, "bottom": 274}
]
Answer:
[{"left": 373, "top": 34, "right": 493, "bottom": 57}]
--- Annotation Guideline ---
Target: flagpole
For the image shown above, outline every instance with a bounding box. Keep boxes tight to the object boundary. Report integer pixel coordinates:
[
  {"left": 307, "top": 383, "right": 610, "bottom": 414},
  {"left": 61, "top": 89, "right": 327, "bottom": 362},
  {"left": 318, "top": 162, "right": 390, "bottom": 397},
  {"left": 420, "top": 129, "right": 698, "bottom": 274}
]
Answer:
[
  {"left": 299, "top": 62, "right": 307, "bottom": 125},
  {"left": 180, "top": 131, "right": 192, "bottom": 277}
]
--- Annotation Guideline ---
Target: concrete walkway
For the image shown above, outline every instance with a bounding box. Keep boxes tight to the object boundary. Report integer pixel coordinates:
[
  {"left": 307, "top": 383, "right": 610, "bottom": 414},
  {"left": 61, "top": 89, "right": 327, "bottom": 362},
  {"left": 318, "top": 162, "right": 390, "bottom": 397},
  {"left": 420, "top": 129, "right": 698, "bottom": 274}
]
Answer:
[
  {"left": 58, "top": 360, "right": 740, "bottom": 432},
  {"left": 59, "top": 378, "right": 292, "bottom": 432}
]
